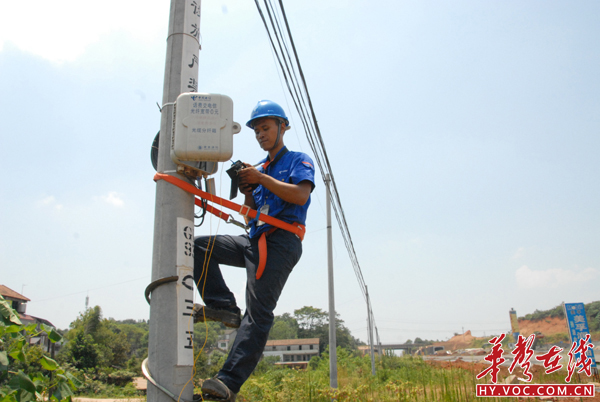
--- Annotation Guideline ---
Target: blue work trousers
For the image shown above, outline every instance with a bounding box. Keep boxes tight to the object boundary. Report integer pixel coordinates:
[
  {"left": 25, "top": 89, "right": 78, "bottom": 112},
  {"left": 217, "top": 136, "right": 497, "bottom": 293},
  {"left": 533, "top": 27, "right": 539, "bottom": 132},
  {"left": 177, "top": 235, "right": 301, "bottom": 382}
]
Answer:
[{"left": 193, "top": 230, "right": 302, "bottom": 393}]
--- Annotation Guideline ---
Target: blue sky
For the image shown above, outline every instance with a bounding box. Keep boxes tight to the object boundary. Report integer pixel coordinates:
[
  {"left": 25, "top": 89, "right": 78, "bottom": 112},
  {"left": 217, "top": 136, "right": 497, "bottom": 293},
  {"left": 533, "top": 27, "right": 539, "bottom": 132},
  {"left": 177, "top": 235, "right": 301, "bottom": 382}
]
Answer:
[{"left": 1, "top": 0, "right": 599, "bottom": 344}]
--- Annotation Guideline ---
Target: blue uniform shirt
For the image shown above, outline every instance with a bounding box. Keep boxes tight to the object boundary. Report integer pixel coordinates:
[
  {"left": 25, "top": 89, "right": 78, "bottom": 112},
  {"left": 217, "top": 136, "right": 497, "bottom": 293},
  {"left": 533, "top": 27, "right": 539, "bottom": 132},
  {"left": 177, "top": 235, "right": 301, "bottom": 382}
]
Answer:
[{"left": 248, "top": 147, "right": 316, "bottom": 238}]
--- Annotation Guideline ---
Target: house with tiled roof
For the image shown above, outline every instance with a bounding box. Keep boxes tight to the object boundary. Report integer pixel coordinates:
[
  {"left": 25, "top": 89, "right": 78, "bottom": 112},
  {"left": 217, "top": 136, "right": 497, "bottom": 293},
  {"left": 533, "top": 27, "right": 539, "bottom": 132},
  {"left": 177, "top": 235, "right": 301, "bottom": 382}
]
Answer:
[
  {"left": 262, "top": 338, "right": 320, "bottom": 368},
  {"left": 217, "top": 329, "right": 237, "bottom": 351},
  {"left": 0, "top": 285, "right": 57, "bottom": 353},
  {"left": 0, "top": 284, "right": 30, "bottom": 314}
]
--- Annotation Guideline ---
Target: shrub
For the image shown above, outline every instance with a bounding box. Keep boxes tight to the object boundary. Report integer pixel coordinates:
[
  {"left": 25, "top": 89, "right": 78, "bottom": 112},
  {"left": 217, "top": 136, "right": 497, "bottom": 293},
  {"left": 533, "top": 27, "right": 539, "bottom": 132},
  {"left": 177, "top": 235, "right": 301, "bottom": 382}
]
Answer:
[{"left": 0, "top": 295, "right": 81, "bottom": 402}]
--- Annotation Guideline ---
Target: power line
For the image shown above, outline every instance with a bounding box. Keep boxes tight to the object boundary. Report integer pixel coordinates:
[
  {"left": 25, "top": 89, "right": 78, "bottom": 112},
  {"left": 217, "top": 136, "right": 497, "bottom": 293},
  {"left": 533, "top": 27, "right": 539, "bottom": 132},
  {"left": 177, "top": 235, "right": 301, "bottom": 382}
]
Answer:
[
  {"left": 253, "top": 0, "right": 378, "bottom": 341},
  {"left": 31, "top": 276, "right": 149, "bottom": 303}
]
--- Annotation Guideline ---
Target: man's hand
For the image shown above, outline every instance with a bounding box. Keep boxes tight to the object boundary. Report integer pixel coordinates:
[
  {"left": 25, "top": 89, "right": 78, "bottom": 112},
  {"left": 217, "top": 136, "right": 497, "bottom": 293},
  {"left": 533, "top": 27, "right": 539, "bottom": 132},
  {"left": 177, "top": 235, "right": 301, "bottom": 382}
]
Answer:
[
  {"left": 238, "top": 163, "right": 312, "bottom": 206},
  {"left": 238, "top": 163, "right": 261, "bottom": 196}
]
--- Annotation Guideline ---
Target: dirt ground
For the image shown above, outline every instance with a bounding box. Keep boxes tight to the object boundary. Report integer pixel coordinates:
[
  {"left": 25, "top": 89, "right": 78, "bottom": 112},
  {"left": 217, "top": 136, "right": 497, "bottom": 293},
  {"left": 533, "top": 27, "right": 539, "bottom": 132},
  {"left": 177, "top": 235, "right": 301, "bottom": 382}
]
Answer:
[
  {"left": 431, "top": 316, "right": 573, "bottom": 352},
  {"left": 433, "top": 330, "right": 479, "bottom": 350},
  {"left": 518, "top": 317, "right": 569, "bottom": 337}
]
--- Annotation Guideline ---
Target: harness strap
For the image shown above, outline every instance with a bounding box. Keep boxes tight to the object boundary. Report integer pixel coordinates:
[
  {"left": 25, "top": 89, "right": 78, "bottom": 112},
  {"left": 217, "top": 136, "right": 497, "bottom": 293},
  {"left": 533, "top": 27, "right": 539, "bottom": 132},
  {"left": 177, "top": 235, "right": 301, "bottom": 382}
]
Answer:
[
  {"left": 154, "top": 173, "right": 306, "bottom": 279},
  {"left": 257, "top": 228, "right": 277, "bottom": 280},
  {"left": 195, "top": 198, "right": 230, "bottom": 222},
  {"left": 256, "top": 222, "right": 304, "bottom": 280},
  {"left": 154, "top": 173, "right": 305, "bottom": 238}
]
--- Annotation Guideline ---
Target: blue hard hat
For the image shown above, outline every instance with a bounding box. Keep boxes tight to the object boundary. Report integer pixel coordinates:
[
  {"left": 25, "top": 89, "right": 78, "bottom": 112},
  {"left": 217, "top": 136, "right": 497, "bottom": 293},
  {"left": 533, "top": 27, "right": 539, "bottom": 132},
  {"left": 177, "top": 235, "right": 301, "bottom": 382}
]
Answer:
[{"left": 246, "top": 100, "right": 289, "bottom": 129}]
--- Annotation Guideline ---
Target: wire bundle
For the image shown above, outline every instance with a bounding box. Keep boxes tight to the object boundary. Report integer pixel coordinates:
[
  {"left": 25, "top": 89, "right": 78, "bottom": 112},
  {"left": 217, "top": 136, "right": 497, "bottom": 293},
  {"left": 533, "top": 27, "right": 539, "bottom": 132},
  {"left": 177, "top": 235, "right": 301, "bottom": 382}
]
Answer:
[{"left": 253, "top": 0, "right": 380, "bottom": 347}]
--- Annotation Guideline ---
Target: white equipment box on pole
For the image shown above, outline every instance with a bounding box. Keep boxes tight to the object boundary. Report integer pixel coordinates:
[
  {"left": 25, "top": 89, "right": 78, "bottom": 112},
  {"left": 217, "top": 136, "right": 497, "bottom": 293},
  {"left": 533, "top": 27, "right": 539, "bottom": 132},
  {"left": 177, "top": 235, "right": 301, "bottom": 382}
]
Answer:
[{"left": 171, "top": 92, "right": 240, "bottom": 176}]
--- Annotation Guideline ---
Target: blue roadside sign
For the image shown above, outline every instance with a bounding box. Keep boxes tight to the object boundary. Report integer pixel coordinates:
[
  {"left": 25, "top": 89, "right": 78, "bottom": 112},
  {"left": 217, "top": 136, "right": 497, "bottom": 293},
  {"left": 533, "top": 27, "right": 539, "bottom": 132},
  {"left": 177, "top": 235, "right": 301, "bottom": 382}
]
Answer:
[{"left": 564, "top": 302, "right": 597, "bottom": 369}]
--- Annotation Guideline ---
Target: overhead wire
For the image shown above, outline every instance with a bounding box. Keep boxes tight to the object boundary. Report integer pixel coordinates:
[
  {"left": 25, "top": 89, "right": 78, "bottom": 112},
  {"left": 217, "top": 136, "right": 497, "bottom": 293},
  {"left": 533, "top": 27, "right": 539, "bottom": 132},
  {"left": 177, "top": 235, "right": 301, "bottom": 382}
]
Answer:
[
  {"left": 253, "top": 0, "right": 379, "bottom": 342},
  {"left": 32, "top": 276, "right": 148, "bottom": 303}
]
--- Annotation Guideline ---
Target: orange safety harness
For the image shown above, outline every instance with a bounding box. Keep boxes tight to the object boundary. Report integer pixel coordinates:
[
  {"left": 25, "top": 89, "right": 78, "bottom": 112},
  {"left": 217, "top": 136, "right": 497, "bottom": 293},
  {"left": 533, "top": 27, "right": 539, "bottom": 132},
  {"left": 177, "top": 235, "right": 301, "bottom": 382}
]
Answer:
[{"left": 154, "top": 173, "right": 305, "bottom": 279}]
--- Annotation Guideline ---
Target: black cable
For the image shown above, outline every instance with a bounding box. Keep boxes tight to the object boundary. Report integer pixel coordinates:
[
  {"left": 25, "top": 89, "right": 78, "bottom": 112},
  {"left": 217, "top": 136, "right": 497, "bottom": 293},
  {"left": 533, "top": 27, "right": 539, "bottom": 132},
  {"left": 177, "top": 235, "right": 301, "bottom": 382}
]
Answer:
[
  {"left": 254, "top": 0, "right": 316, "bottom": 158},
  {"left": 254, "top": 0, "right": 376, "bottom": 334},
  {"left": 194, "top": 199, "right": 207, "bottom": 227},
  {"left": 276, "top": 0, "right": 369, "bottom": 295},
  {"left": 265, "top": 0, "right": 315, "bottom": 139},
  {"left": 193, "top": 179, "right": 208, "bottom": 227}
]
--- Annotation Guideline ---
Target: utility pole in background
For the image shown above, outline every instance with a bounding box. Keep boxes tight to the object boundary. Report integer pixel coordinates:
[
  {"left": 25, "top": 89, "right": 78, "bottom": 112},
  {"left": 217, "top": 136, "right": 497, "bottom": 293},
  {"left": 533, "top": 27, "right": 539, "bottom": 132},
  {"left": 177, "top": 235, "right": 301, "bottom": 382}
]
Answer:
[
  {"left": 366, "top": 287, "right": 375, "bottom": 375},
  {"left": 147, "top": 1, "right": 201, "bottom": 401},
  {"left": 326, "top": 174, "right": 338, "bottom": 393}
]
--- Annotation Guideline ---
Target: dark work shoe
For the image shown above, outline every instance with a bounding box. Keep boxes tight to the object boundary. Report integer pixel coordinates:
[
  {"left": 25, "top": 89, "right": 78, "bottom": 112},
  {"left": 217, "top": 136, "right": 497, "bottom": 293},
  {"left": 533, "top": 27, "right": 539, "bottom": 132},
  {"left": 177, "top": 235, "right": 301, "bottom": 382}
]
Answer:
[
  {"left": 201, "top": 377, "right": 237, "bottom": 402},
  {"left": 193, "top": 304, "right": 242, "bottom": 328}
]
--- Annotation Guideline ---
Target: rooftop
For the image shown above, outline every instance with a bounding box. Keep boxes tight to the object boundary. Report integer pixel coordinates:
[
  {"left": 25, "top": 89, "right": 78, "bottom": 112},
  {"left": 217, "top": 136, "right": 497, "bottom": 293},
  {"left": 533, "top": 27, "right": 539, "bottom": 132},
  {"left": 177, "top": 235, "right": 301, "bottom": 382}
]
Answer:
[
  {"left": 0, "top": 285, "right": 30, "bottom": 302},
  {"left": 20, "top": 313, "right": 55, "bottom": 328},
  {"left": 265, "top": 338, "right": 319, "bottom": 347}
]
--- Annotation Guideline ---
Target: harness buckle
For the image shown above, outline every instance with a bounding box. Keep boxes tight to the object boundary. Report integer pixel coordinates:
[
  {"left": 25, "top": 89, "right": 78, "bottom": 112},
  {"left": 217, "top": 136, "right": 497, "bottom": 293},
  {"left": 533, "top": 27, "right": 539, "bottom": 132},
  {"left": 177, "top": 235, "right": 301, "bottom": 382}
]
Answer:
[{"left": 227, "top": 216, "right": 249, "bottom": 231}]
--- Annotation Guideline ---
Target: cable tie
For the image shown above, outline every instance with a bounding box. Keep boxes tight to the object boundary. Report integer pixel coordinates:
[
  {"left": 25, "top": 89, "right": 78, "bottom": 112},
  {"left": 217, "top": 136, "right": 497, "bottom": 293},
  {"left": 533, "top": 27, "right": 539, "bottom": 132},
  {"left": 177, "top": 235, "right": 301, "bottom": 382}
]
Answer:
[
  {"left": 166, "top": 32, "right": 201, "bottom": 48},
  {"left": 160, "top": 101, "right": 176, "bottom": 110}
]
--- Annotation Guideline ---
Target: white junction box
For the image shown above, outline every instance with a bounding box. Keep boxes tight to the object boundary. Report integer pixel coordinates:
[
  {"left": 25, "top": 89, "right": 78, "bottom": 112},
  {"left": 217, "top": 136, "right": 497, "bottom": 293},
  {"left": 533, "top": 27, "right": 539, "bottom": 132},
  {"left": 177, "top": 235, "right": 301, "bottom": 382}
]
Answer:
[{"left": 171, "top": 93, "right": 241, "bottom": 168}]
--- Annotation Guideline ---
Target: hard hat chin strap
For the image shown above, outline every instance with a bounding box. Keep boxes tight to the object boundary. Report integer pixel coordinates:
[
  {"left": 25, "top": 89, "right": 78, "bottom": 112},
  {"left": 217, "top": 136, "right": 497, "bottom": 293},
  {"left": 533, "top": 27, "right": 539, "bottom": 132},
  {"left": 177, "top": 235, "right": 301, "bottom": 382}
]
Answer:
[
  {"left": 271, "top": 123, "right": 282, "bottom": 151},
  {"left": 268, "top": 119, "right": 285, "bottom": 152}
]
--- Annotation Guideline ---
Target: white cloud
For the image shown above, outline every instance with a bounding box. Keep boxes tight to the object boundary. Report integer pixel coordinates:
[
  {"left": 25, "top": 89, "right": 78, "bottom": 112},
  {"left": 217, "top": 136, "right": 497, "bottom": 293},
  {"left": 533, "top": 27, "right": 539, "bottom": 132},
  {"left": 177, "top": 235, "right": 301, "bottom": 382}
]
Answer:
[
  {"left": 102, "top": 192, "right": 125, "bottom": 207},
  {"left": 512, "top": 247, "right": 525, "bottom": 260},
  {"left": 39, "top": 196, "right": 56, "bottom": 205},
  {"left": 515, "top": 265, "right": 599, "bottom": 289},
  {"left": 0, "top": 0, "right": 168, "bottom": 63},
  {"left": 37, "top": 195, "right": 63, "bottom": 210}
]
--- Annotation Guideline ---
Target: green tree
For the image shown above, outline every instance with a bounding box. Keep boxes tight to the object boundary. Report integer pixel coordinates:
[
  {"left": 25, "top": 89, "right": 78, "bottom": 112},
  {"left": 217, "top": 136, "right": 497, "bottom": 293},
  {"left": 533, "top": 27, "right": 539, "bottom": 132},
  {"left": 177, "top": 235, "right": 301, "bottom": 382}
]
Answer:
[
  {"left": 269, "top": 321, "right": 298, "bottom": 340},
  {"left": 84, "top": 306, "right": 102, "bottom": 335},
  {"left": 269, "top": 313, "right": 298, "bottom": 340},
  {"left": 293, "top": 306, "right": 361, "bottom": 353},
  {"left": 294, "top": 306, "right": 328, "bottom": 336},
  {"left": 70, "top": 332, "right": 98, "bottom": 370},
  {"left": 61, "top": 306, "right": 132, "bottom": 370},
  {"left": 520, "top": 305, "right": 565, "bottom": 320},
  {"left": 110, "top": 321, "right": 148, "bottom": 358},
  {"left": 585, "top": 301, "right": 600, "bottom": 332},
  {"left": 194, "top": 321, "right": 223, "bottom": 350},
  {"left": 316, "top": 317, "right": 362, "bottom": 353}
]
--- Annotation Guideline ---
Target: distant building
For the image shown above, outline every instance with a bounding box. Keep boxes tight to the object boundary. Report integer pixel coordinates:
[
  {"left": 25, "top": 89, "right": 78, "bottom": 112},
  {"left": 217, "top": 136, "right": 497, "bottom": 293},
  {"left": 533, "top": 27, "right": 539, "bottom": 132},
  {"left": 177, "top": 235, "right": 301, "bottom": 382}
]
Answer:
[
  {"left": 204, "top": 329, "right": 238, "bottom": 364},
  {"left": 211, "top": 334, "right": 320, "bottom": 369},
  {"left": 0, "top": 284, "right": 57, "bottom": 354},
  {"left": 218, "top": 329, "right": 237, "bottom": 351},
  {"left": 262, "top": 338, "right": 320, "bottom": 368},
  {"left": 0, "top": 284, "right": 30, "bottom": 314}
]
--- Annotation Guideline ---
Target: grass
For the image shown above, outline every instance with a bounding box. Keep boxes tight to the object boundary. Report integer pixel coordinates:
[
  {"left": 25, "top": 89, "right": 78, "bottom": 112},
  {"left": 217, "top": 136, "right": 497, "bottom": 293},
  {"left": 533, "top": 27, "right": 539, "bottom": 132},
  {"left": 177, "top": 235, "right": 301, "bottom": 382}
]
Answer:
[
  {"left": 236, "top": 352, "right": 477, "bottom": 401},
  {"left": 232, "top": 348, "right": 595, "bottom": 402}
]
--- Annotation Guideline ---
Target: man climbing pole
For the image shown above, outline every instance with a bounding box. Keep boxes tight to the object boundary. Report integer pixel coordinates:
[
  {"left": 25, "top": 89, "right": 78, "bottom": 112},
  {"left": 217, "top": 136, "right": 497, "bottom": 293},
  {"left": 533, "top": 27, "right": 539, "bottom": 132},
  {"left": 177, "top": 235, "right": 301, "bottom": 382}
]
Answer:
[{"left": 194, "top": 100, "right": 316, "bottom": 401}]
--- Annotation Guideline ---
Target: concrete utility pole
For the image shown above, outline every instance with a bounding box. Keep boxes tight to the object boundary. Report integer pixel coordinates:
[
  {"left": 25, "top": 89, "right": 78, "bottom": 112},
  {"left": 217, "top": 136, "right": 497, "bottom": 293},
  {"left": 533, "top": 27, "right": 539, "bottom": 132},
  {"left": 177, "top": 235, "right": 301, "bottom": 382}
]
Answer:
[
  {"left": 326, "top": 174, "right": 338, "bottom": 392},
  {"left": 147, "top": 1, "right": 201, "bottom": 402},
  {"left": 366, "top": 287, "right": 375, "bottom": 375}
]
